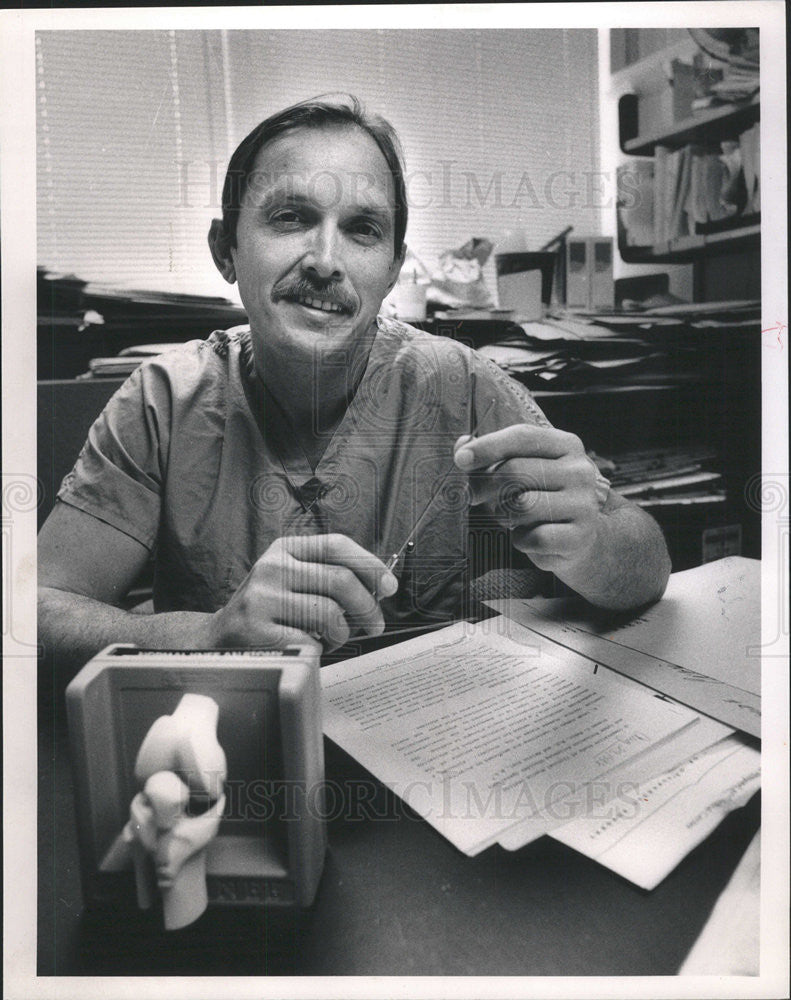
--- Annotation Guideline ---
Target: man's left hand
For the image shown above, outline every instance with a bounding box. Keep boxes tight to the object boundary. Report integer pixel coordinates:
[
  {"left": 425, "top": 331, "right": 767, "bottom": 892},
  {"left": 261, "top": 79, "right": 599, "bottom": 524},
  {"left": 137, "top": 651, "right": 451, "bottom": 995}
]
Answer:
[{"left": 453, "top": 424, "right": 608, "bottom": 574}]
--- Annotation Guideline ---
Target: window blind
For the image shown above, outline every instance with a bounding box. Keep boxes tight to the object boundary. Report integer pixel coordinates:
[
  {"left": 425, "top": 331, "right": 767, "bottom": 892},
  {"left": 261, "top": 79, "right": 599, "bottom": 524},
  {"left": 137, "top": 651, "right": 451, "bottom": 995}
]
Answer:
[
  {"left": 36, "top": 29, "right": 228, "bottom": 295},
  {"left": 37, "top": 29, "right": 600, "bottom": 298}
]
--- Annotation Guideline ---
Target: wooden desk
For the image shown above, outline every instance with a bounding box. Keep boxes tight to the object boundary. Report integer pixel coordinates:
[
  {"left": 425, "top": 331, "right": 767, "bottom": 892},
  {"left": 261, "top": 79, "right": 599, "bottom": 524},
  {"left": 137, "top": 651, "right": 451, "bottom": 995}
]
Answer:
[{"left": 38, "top": 665, "right": 759, "bottom": 977}]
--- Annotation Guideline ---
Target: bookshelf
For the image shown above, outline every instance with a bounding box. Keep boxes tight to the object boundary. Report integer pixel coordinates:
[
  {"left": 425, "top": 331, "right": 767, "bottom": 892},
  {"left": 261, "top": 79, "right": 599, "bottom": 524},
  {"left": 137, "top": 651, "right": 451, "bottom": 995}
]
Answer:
[
  {"left": 611, "top": 30, "right": 760, "bottom": 281},
  {"left": 600, "top": 28, "right": 762, "bottom": 567},
  {"left": 620, "top": 94, "right": 759, "bottom": 155},
  {"left": 619, "top": 222, "right": 759, "bottom": 265}
]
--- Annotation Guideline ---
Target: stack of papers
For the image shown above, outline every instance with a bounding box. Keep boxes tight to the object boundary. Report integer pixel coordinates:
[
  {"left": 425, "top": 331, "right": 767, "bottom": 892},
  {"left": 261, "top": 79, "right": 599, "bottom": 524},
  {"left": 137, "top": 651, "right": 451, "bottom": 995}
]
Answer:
[
  {"left": 549, "top": 734, "right": 759, "bottom": 889},
  {"left": 477, "top": 319, "right": 674, "bottom": 390},
  {"left": 323, "top": 622, "right": 704, "bottom": 856},
  {"left": 321, "top": 558, "right": 761, "bottom": 887},
  {"left": 487, "top": 557, "right": 760, "bottom": 737}
]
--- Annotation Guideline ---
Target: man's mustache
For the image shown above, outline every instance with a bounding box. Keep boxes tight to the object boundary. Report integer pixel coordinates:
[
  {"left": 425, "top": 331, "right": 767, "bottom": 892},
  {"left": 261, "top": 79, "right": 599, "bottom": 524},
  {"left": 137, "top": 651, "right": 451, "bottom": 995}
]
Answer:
[{"left": 272, "top": 278, "right": 357, "bottom": 314}]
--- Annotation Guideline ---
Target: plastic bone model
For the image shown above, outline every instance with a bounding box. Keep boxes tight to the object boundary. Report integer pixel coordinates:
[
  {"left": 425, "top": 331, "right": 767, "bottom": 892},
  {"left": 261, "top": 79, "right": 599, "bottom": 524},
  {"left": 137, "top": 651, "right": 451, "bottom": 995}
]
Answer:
[{"left": 123, "top": 694, "right": 227, "bottom": 930}]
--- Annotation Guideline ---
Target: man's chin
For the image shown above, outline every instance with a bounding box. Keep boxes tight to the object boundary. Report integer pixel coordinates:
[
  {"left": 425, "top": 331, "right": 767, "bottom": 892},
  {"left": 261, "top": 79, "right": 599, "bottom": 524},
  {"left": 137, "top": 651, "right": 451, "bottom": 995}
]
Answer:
[{"left": 260, "top": 305, "right": 378, "bottom": 357}]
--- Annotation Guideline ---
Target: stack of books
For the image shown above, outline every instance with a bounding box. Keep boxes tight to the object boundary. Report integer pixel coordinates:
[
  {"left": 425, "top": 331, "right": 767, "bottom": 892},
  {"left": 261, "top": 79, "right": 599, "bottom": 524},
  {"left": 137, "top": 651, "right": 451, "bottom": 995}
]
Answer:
[
  {"left": 738, "top": 122, "right": 761, "bottom": 214},
  {"left": 618, "top": 122, "right": 759, "bottom": 251}
]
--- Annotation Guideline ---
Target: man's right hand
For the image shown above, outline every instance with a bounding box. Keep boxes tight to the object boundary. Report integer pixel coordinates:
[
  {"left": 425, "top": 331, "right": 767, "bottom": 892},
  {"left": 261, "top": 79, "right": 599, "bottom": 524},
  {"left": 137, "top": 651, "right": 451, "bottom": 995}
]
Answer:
[
  {"left": 38, "top": 506, "right": 398, "bottom": 669},
  {"left": 206, "top": 534, "right": 399, "bottom": 652}
]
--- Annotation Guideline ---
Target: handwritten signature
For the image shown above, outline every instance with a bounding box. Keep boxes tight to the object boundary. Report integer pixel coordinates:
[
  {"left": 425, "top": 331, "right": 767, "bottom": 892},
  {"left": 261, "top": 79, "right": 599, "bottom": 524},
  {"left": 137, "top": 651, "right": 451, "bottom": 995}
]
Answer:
[{"left": 762, "top": 319, "right": 787, "bottom": 349}]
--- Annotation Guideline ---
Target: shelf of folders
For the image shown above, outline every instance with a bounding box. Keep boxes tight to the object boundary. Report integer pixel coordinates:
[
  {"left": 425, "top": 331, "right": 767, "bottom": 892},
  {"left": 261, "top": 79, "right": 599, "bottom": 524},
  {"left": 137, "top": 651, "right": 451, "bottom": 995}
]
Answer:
[
  {"left": 591, "top": 445, "right": 725, "bottom": 510},
  {"left": 616, "top": 100, "right": 759, "bottom": 263}
]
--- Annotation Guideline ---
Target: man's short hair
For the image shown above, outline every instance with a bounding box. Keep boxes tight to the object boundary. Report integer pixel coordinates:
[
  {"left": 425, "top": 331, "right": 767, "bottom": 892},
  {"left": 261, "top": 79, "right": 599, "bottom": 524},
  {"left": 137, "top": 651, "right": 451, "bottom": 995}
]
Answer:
[{"left": 220, "top": 93, "right": 408, "bottom": 256}]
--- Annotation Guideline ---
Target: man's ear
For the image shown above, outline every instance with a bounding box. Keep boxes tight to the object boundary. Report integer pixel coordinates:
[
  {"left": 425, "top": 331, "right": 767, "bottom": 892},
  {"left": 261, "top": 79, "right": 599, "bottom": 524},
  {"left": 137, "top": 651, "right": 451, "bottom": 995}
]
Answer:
[
  {"left": 208, "top": 219, "right": 236, "bottom": 284},
  {"left": 386, "top": 242, "right": 407, "bottom": 296}
]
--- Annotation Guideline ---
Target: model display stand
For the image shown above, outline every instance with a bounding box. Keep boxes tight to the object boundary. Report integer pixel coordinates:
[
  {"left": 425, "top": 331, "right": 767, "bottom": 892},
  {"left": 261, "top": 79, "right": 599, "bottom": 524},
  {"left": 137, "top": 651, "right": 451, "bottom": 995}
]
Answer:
[{"left": 66, "top": 645, "right": 326, "bottom": 915}]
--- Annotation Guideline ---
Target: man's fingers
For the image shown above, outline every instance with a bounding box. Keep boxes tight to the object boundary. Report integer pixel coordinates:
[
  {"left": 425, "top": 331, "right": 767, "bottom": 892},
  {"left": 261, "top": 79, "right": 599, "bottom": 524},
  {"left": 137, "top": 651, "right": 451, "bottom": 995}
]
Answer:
[
  {"left": 262, "top": 553, "right": 387, "bottom": 637},
  {"left": 465, "top": 458, "right": 548, "bottom": 507},
  {"left": 281, "top": 533, "right": 398, "bottom": 597},
  {"left": 280, "top": 593, "right": 353, "bottom": 648},
  {"left": 213, "top": 535, "right": 396, "bottom": 651},
  {"left": 454, "top": 424, "right": 581, "bottom": 471},
  {"left": 265, "top": 624, "right": 323, "bottom": 653},
  {"left": 209, "top": 610, "right": 323, "bottom": 652},
  {"left": 292, "top": 586, "right": 385, "bottom": 643},
  {"left": 511, "top": 521, "right": 590, "bottom": 562},
  {"left": 279, "top": 593, "right": 383, "bottom": 651},
  {"left": 466, "top": 460, "right": 596, "bottom": 508},
  {"left": 493, "top": 489, "right": 592, "bottom": 529}
]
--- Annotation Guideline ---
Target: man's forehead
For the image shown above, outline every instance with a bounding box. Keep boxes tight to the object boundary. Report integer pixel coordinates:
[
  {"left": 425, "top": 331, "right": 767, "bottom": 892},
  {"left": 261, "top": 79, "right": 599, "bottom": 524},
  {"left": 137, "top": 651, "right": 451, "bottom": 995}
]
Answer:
[{"left": 244, "top": 125, "right": 395, "bottom": 212}]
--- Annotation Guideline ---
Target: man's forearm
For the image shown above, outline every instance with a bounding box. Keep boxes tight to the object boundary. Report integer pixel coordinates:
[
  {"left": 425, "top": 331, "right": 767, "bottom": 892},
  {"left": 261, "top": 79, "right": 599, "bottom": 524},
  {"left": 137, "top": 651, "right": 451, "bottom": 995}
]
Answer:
[
  {"left": 551, "top": 504, "right": 671, "bottom": 611},
  {"left": 39, "top": 586, "right": 215, "bottom": 677}
]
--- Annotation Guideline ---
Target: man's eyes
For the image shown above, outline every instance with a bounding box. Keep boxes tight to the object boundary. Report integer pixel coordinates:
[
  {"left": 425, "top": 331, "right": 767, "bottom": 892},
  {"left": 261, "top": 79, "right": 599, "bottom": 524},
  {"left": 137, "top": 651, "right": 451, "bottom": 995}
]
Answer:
[
  {"left": 268, "top": 209, "right": 303, "bottom": 227},
  {"left": 266, "top": 210, "right": 384, "bottom": 241},
  {"left": 347, "top": 219, "right": 384, "bottom": 240}
]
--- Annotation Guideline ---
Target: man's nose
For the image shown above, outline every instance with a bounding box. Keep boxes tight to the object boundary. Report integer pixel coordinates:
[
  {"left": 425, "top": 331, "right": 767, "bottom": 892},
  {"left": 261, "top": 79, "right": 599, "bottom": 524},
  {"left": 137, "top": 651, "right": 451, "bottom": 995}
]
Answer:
[{"left": 303, "top": 222, "right": 345, "bottom": 281}]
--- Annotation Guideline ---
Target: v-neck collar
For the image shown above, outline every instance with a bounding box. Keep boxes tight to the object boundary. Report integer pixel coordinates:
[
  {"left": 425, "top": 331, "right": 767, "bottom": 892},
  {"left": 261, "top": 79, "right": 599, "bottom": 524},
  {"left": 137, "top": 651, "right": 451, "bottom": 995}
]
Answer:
[{"left": 237, "top": 323, "right": 384, "bottom": 488}]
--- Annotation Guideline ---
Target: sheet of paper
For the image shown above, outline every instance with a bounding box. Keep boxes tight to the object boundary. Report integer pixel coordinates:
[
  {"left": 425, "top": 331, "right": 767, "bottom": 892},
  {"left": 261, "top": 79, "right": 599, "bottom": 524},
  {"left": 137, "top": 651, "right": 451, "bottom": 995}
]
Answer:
[
  {"left": 321, "top": 620, "right": 699, "bottom": 856},
  {"left": 487, "top": 556, "right": 760, "bottom": 738},
  {"left": 477, "top": 344, "right": 559, "bottom": 367},
  {"left": 520, "top": 321, "right": 580, "bottom": 342},
  {"left": 496, "top": 711, "right": 734, "bottom": 850},
  {"left": 576, "top": 314, "right": 684, "bottom": 327},
  {"left": 548, "top": 735, "right": 760, "bottom": 890},
  {"left": 546, "top": 317, "right": 634, "bottom": 339},
  {"left": 648, "top": 298, "right": 760, "bottom": 315}
]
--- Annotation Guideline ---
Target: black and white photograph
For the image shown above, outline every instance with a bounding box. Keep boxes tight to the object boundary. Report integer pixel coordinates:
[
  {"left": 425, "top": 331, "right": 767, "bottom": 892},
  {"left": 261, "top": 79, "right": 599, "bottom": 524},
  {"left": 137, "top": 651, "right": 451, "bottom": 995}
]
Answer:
[{"left": 2, "top": 4, "right": 788, "bottom": 998}]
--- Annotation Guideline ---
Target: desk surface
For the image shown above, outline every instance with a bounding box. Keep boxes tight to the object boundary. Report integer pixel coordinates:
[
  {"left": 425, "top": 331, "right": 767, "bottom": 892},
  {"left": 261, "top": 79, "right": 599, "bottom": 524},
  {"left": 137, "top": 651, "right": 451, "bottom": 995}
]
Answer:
[{"left": 38, "top": 668, "right": 760, "bottom": 978}]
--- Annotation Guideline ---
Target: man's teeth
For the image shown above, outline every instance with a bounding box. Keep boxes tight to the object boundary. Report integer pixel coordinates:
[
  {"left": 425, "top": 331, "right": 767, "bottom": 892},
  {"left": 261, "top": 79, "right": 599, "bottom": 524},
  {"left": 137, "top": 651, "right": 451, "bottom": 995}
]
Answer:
[{"left": 297, "top": 297, "right": 344, "bottom": 313}]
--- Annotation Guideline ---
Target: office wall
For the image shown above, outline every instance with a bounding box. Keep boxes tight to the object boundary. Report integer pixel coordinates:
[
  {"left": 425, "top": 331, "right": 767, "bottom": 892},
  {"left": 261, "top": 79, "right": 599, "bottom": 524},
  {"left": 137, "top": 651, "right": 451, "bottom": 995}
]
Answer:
[{"left": 37, "top": 29, "right": 601, "bottom": 298}]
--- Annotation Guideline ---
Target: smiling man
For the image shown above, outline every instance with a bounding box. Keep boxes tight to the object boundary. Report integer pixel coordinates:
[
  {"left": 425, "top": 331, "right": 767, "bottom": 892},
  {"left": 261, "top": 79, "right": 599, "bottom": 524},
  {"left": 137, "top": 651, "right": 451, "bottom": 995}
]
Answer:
[{"left": 38, "top": 94, "right": 671, "bottom": 671}]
